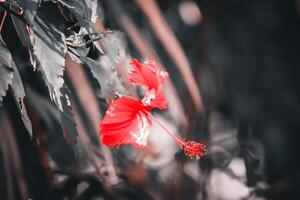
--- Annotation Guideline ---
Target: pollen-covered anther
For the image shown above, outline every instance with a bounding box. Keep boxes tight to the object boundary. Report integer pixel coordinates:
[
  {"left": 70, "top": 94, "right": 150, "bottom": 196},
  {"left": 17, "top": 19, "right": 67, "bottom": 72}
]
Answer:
[{"left": 180, "top": 141, "right": 207, "bottom": 159}]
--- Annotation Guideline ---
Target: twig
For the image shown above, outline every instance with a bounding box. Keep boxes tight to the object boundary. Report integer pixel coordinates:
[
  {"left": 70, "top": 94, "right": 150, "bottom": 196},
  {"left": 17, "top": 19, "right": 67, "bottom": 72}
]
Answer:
[
  {"left": 66, "top": 31, "right": 114, "bottom": 48},
  {"left": 0, "top": 10, "right": 7, "bottom": 33},
  {"left": 56, "top": 0, "right": 75, "bottom": 9}
]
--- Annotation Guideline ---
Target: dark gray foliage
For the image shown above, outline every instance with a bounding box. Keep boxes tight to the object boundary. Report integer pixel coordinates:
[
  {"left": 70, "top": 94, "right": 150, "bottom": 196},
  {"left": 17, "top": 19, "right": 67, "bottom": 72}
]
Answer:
[
  {"left": 0, "top": 37, "right": 14, "bottom": 102},
  {"left": 25, "top": 86, "right": 78, "bottom": 168},
  {"left": 30, "top": 4, "right": 66, "bottom": 111},
  {"left": 0, "top": 37, "right": 32, "bottom": 135},
  {"left": 66, "top": 30, "right": 128, "bottom": 101},
  {"left": 16, "top": 0, "right": 40, "bottom": 24},
  {"left": 60, "top": 85, "right": 78, "bottom": 147},
  {"left": 10, "top": 63, "right": 33, "bottom": 136},
  {"left": 11, "top": 14, "right": 32, "bottom": 48},
  {"left": 58, "top": 0, "right": 95, "bottom": 27},
  {"left": 66, "top": 28, "right": 90, "bottom": 64},
  {"left": 83, "top": 57, "right": 122, "bottom": 101}
]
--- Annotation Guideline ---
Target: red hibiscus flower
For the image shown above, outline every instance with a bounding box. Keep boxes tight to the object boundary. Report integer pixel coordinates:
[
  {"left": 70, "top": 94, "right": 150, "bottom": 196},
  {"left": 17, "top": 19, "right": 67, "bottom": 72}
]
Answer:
[
  {"left": 129, "top": 59, "right": 168, "bottom": 109},
  {"left": 100, "top": 97, "right": 152, "bottom": 149},
  {"left": 99, "top": 59, "right": 207, "bottom": 159}
]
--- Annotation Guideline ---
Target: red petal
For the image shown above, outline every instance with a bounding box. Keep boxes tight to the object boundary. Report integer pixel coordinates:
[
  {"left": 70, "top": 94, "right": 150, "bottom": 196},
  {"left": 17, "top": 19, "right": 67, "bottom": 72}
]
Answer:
[
  {"left": 142, "top": 85, "right": 167, "bottom": 110},
  {"left": 99, "top": 97, "right": 152, "bottom": 148},
  {"left": 129, "top": 59, "right": 168, "bottom": 109}
]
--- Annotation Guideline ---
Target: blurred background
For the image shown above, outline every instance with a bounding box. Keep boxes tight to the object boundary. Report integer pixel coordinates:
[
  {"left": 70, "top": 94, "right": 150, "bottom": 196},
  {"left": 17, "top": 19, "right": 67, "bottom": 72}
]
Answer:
[{"left": 1, "top": 0, "right": 300, "bottom": 199}]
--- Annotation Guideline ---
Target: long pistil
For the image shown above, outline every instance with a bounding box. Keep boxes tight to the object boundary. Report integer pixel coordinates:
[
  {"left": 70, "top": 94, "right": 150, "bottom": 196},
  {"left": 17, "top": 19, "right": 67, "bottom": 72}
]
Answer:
[{"left": 147, "top": 112, "right": 207, "bottom": 159}]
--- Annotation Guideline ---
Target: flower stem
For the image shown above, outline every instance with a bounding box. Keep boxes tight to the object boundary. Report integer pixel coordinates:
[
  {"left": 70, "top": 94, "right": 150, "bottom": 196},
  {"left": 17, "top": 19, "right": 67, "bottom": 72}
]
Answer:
[
  {"left": 147, "top": 112, "right": 188, "bottom": 148},
  {"left": 147, "top": 111, "right": 207, "bottom": 159}
]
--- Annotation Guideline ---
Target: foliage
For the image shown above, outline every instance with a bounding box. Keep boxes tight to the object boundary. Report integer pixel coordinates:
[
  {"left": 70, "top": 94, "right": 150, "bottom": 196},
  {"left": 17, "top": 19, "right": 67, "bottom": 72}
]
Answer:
[
  {"left": 1, "top": 0, "right": 300, "bottom": 199},
  {"left": 0, "top": 0, "right": 206, "bottom": 199}
]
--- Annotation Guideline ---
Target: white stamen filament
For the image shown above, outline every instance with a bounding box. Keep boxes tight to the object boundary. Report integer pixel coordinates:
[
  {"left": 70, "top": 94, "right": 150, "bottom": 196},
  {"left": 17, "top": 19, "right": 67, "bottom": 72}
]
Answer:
[{"left": 130, "top": 111, "right": 151, "bottom": 147}]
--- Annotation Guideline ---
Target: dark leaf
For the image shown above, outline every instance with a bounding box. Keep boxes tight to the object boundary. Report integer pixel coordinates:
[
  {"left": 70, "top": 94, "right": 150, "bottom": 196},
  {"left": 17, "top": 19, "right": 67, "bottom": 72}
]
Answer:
[
  {"left": 0, "top": 37, "right": 14, "bottom": 102},
  {"left": 11, "top": 14, "right": 32, "bottom": 48},
  {"left": 83, "top": 32, "right": 132, "bottom": 101},
  {"left": 66, "top": 30, "right": 128, "bottom": 101},
  {"left": 100, "top": 36, "right": 120, "bottom": 70},
  {"left": 98, "top": 32, "right": 136, "bottom": 97},
  {"left": 66, "top": 28, "right": 90, "bottom": 64},
  {"left": 60, "top": 0, "right": 104, "bottom": 53},
  {"left": 0, "top": 36, "right": 33, "bottom": 135},
  {"left": 58, "top": 0, "right": 94, "bottom": 27},
  {"left": 10, "top": 63, "right": 33, "bottom": 136},
  {"left": 16, "top": 0, "right": 40, "bottom": 24},
  {"left": 29, "top": 3, "right": 66, "bottom": 110},
  {"left": 68, "top": 45, "right": 90, "bottom": 64},
  {"left": 60, "top": 85, "right": 78, "bottom": 147},
  {"left": 26, "top": 86, "right": 78, "bottom": 168},
  {"left": 82, "top": 56, "right": 127, "bottom": 101}
]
